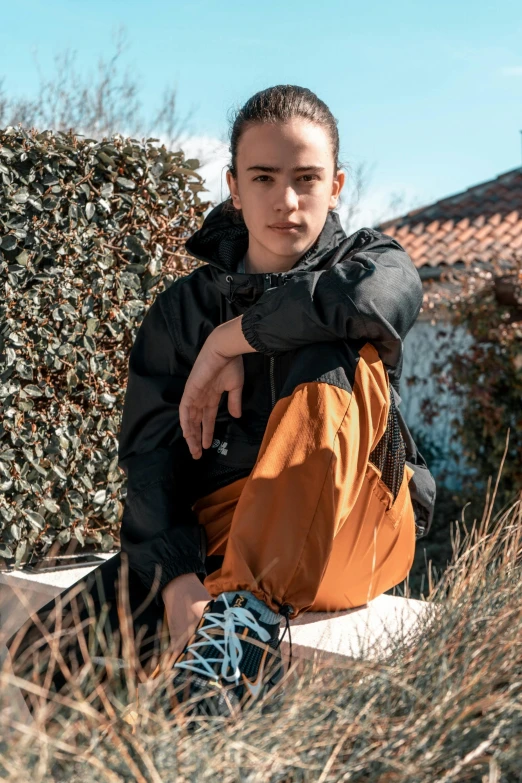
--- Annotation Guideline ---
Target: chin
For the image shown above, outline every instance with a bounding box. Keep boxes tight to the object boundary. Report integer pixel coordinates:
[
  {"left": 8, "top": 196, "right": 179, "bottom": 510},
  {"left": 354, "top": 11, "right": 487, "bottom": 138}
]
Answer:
[
  {"left": 267, "top": 243, "right": 306, "bottom": 263},
  {"left": 265, "top": 230, "right": 309, "bottom": 247}
]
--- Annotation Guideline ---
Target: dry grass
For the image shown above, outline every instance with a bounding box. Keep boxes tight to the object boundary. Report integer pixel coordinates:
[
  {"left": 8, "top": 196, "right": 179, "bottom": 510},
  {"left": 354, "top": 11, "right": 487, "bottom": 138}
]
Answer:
[{"left": 1, "top": 460, "right": 521, "bottom": 781}]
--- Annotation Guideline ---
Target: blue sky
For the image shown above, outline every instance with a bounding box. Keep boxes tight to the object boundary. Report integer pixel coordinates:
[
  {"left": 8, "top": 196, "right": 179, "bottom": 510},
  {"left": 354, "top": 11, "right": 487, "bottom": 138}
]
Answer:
[{"left": 1, "top": 0, "right": 522, "bottom": 228}]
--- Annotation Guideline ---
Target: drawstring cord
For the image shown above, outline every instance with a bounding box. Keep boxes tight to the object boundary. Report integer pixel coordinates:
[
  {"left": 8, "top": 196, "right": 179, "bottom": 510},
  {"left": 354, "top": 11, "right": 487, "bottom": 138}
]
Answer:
[
  {"left": 275, "top": 603, "right": 293, "bottom": 671},
  {"left": 226, "top": 274, "right": 252, "bottom": 304},
  {"left": 224, "top": 273, "right": 276, "bottom": 305},
  {"left": 226, "top": 274, "right": 234, "bottom": 303}
]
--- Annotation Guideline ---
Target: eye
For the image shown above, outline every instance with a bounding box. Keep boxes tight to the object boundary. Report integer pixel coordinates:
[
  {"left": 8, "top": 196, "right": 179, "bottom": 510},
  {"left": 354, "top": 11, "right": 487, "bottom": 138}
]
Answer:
[{"left": 253, "top": 175, "right": 319, "bottom": 182}]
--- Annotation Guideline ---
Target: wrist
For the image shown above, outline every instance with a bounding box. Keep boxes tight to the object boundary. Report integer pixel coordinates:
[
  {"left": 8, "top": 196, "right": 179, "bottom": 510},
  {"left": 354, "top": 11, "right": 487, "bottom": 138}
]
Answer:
[{"left": 211, "top": 314, "right": 257, "bottom": 358}]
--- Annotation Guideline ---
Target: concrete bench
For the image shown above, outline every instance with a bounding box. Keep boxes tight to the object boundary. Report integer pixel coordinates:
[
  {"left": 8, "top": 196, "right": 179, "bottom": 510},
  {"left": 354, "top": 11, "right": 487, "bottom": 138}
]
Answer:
[{"left": 0, "top": 552, "right": 434, "bottom": 728}]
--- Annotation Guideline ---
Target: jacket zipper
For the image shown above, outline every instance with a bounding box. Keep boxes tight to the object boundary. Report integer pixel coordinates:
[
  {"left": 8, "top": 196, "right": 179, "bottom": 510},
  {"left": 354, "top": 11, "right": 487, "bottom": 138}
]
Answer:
[
  {"left": 264, "top": 273, "right": 277, "bottom": 410},
  {"left": 269, "top": 356, "right": 276, "bottom": 409}
]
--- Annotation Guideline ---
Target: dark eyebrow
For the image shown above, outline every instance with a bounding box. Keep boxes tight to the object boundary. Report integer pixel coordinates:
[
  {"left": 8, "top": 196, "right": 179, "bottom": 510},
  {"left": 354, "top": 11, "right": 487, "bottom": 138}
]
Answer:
[{"left": 246, "top": 165, "right": 325, "bottom": 173}]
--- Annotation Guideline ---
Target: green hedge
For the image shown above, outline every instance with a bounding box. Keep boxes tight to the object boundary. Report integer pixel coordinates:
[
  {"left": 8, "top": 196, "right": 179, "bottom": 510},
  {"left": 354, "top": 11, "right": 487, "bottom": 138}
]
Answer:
[{"left": 0, "top": 126, "right": 211, "bottom": 568}]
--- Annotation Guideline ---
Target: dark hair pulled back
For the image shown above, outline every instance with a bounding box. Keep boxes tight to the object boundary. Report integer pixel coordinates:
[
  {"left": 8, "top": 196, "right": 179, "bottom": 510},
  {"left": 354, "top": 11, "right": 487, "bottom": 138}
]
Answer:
[{"left": 223, "top": 85, "right": 345, "bottom": 215}]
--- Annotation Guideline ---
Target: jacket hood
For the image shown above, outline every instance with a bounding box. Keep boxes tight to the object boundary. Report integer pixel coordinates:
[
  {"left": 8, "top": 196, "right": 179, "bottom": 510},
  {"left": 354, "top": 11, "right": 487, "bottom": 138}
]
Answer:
[{"left": 184, "top": 197, "right": 372, "bottom": 304}]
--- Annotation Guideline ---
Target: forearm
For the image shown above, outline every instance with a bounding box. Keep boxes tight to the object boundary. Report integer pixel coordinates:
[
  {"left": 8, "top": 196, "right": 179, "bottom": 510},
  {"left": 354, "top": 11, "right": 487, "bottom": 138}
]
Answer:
[
  {"left": 236, "top": 245, "right": 423, "bottom": 358},
  {"left": 211, "top": 314, "right": 258, "bottom": 358}
]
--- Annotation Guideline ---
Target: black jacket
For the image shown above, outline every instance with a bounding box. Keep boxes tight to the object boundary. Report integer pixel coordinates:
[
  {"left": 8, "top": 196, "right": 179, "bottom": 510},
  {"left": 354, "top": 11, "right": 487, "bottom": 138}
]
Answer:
[{"left": 117, "top": 199, "right": 437, "bottom": 607}]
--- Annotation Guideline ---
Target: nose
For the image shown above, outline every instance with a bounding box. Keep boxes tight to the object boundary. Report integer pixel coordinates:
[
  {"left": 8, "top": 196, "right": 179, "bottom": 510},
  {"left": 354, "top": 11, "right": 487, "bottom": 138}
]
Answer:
[{"left": 273, "top": 183, "right": 299, "bottom": 213}]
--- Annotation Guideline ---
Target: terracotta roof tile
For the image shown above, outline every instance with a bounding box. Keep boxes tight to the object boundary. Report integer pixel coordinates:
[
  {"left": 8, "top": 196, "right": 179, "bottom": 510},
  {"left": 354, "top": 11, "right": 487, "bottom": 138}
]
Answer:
[
  {"left": 460, "top": 226, "right": 476, "bottom": 243},
  {"left": 493, "top": 224, "right": 510, "bottom": 240},
  {"left": 488, "top": 212, "right": 502, "bottom": 226},
  {"left": 490, "top": 241, "right": 508, "bottom": 255},
  {"left": 475, "top": 223, "right": 493, "bottom": 240},
  {"left": 455, "top": 217, "right": 469, "bottom": 229},
  {"left": 445, "top": 250, "right": 464, "bottom": 264},
  {"left": 480, "top": 236, "right": 496, "bottom": 252},
  {"left": 442, "top": 229, "right": 460, "bottom": 244},
  {"left": 432, "top": 228, "right": 447, "bottom": 243},
  {"left": 375, "top": 166, "right": 522, "bottom": 268},
  {"left": 413, "top": 243, "right": 429, "bottom": 259},
  {"left": 448, "top": 239, "right": 463, "bottom": 251},
  {"left": 411, "top": 233, "right": 428, "bottom": 249}
]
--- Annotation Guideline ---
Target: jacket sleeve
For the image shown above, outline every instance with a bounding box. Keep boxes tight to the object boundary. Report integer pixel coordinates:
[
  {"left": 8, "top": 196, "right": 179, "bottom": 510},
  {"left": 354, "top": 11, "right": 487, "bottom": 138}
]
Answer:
[
  {"left": 117, "top": 292, "right": 207, "bottom": 609},
  {"left": 241, "top": 231, "right": 423, "bottom": 381}
]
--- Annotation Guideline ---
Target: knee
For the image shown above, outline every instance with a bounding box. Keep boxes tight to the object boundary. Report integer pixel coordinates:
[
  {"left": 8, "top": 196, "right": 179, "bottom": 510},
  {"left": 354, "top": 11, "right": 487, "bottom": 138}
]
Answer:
[{"left": 278, "top": 339, "right": 361, "bottom": 401}]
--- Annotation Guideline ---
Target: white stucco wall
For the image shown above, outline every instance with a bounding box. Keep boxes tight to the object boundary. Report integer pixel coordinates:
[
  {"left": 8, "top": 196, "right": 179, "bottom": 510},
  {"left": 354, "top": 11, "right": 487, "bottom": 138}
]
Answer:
[{"left": 398, "top": 317, "right": 477, "bottom": 491}]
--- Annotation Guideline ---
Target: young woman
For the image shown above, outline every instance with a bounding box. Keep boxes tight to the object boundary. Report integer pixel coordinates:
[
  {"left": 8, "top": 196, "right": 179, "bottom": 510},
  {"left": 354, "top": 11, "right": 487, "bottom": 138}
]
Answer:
[{"left": 7, "top": 85, "right": 436, "bottom": 721}]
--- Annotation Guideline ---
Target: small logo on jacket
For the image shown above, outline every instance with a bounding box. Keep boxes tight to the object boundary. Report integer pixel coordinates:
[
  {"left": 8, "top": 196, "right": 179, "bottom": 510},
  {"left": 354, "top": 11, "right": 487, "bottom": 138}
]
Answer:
[{"left": 211, "top": 439, "right": 228, "bottom": 455}]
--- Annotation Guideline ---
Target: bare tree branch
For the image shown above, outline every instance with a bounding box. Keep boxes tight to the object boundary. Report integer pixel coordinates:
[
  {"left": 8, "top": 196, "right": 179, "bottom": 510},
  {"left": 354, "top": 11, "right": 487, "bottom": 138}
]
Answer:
[
  {"left": 371, "top": 191, "right": 426, "bottom": 230},
  {"left": 339, "top": 159, "right": 375, "bottom": 234},
  {"left": 0, "top": 24, "right": 193, "bottom": 146}
]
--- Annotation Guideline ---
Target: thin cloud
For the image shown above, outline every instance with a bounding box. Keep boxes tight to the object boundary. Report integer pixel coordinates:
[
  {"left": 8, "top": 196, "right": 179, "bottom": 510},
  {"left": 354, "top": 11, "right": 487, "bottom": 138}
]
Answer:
[{"left": 499, "top": 66, "right": 522, "bottom": 76}]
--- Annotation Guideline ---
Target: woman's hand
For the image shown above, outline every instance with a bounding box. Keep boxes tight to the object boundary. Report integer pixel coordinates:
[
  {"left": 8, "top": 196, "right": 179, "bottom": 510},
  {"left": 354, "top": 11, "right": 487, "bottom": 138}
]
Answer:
[{"left": 179, "top": 335, "right": 245, "bottom": 459}]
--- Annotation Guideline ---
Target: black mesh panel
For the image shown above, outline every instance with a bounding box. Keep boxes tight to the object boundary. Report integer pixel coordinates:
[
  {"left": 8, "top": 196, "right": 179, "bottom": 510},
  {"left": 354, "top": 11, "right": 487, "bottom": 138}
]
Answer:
[{"left": 368, "top": 386, "right": 406, "bottom": 502}]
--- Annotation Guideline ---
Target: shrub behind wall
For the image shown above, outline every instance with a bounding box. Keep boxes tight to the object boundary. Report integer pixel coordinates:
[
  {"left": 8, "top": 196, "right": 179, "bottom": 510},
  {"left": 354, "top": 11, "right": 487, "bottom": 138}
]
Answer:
[{"left": 422, "top": 260, "right": 522, "bottom": 512}]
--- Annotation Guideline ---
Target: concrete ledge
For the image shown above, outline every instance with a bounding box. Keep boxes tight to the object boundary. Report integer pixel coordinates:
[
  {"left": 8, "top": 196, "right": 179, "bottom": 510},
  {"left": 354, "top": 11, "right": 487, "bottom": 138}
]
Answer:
[
  {"left": 277, "top": 593, "right": 433, "bottom": 668},
  {"left": 0, "top": 552, "right": 119, "bottom": 644},
  {"left": 0, "top": 553, "right": 434, "bottom": 729},
  {"left": 0, "top": 552, "right": 120, "bottom": 730}
]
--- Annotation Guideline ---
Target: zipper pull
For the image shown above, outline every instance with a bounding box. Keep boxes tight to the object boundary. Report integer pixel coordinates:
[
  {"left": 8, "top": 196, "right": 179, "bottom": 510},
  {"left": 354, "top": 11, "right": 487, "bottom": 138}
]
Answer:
[{"left": 226, "top": 274, "right": 234, "bottom": 303}]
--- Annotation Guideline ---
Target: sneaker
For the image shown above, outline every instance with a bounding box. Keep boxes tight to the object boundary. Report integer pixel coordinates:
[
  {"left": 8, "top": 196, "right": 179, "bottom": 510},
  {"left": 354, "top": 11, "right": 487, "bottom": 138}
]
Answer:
[{"left": 161, "top": 592, "right": 293, "bottom": 720}]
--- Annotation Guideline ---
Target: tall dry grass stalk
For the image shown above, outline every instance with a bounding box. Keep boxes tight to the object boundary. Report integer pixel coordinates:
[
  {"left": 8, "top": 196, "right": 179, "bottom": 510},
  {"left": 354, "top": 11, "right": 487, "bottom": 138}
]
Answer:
[{"left": 1, "top": 438, "right": 521, "bottom": 781}]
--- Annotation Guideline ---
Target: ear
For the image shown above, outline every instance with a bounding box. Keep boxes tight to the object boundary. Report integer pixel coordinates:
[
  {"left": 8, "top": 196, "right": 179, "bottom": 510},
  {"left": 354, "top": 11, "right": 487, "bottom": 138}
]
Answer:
[
  {"left": 329, "top": 169, "right": 345, "bottom": 210},
  {"left": 226, "top": 170, "right": 242, "bottom": 210}
]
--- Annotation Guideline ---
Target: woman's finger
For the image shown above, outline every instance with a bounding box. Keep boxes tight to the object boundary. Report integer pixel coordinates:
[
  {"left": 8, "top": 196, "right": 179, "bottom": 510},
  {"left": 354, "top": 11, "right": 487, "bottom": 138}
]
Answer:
[
  {"left": 179, "top": 398, "right": 192, "bottom": 438},
  {"left": 201, "top": 404, "right": 218, "bottom": 450},
  {"left": 180, "top": 402, "right": 195, "bottom": 440},
  {"left": 180, "top": 401, "right": 202, "bottom": 458},
  {"left": 185, "top": 427, "right": 202, "bottom": 459},
  {"left": 190, "top": 405, "right": 203, "bottom": 456}
]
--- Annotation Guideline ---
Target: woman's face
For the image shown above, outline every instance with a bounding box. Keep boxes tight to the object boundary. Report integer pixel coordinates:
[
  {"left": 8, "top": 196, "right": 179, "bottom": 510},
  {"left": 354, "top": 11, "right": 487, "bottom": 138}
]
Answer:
[{"left": 226, "top": 118, "right": 345, "bottom": 274}]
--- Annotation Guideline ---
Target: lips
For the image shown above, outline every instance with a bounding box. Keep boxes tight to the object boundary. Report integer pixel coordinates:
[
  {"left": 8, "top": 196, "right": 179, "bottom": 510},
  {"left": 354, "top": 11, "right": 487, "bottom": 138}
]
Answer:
[{"left": 270, "top": 223, "right": 301, "bottom": 229}]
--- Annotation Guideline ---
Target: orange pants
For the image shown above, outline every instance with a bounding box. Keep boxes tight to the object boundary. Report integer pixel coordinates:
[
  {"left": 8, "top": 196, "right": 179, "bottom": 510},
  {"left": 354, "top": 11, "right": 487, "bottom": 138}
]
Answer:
[{"left": 171, "top": 342, "right": 416, "bottom": 622}]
